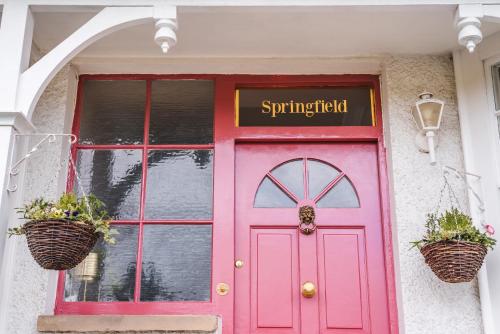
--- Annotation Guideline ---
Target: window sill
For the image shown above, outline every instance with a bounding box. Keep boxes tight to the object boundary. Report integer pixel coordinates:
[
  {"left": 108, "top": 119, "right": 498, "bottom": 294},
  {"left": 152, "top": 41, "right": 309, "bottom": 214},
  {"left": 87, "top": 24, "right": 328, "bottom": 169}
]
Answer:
[{"left": 37, "top": 315, "right": 218, "bottom": 333}]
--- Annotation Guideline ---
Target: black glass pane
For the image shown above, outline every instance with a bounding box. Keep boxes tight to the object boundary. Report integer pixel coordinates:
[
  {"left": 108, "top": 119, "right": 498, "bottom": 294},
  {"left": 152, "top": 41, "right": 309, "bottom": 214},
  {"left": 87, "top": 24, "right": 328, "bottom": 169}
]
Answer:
[
  {"left": 492, "top": 64, "right": 500, "bottom": 111},
  {"left": 75, "top": 150, "right": 142, "bottom": 219},
  {"left": 150, "top": 80, "right": 214, "bottom": 144},
  {"left": 64, "top": 225, "right": 139, "bottom": 302},
  {"left": 497, "top": 115, "right": 500, "bottom": 140},
  {"left": 145, "top": 150, "right": 213, "bottom": 219},
  {"left": 237, "top": 86, "right": 374, "bottom": 127},
  {"left": 140, "top": 225, "right": 212, "bottom": 301},
  {"left": 79, "top": 80, "right": 146, "bottom": 145}
]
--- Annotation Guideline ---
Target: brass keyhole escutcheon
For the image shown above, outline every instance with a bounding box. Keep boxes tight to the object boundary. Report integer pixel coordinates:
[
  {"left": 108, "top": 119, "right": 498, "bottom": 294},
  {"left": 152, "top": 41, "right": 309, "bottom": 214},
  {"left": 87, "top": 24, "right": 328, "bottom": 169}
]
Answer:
[
  {"left": 216, "top": 283, "right": 230, "bottom": 296},
  {"left": 235, "top": 259, "right": 244, "bottom": 269},
  {"left": 301, "top": 281, "right": 316, "bottom": 298}
]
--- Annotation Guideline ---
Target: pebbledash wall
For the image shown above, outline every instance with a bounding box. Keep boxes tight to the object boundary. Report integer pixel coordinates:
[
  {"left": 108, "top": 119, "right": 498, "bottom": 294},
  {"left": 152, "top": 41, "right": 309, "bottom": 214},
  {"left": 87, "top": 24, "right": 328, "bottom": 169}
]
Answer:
[{"left": 3, "top": 55, "right": 483, "bottom": 334}]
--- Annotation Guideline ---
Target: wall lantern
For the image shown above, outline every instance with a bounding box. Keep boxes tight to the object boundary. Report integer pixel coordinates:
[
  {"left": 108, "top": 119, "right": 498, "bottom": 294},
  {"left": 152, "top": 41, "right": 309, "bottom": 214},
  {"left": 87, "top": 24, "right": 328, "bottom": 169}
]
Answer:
[
  {"left": 73, "top": 252, "right": 99, "bottom": 301},
  {"left": 411, "top": 92, "right": 444, "bottom": 165}
]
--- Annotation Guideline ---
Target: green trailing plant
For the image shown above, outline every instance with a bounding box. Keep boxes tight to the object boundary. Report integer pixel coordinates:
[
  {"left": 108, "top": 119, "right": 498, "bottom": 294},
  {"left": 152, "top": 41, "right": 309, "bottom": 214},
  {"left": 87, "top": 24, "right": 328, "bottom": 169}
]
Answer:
[
  {"left": 411, "top": 207, "right": 496, "bottom": 250},
  {"left": 8, "top": 193, "right": 117, "bottom": 244}
]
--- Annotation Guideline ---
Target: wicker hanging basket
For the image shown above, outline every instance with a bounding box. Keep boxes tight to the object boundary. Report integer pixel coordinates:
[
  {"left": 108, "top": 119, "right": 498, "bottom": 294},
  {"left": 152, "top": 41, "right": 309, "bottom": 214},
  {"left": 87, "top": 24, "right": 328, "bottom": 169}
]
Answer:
[
  {"left": 420, "top": 240, "right": 487, "bottom": 283},
  {"left": 23, "top": 220, "right": 98, "bottom": 270}
]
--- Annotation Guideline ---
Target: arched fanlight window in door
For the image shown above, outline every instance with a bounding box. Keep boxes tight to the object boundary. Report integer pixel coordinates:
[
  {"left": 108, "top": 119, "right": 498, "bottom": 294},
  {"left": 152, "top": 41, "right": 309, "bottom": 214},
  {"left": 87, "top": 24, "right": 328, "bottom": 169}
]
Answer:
[{"left": 254, "top": 158, "right": 360, "bottom": 208}]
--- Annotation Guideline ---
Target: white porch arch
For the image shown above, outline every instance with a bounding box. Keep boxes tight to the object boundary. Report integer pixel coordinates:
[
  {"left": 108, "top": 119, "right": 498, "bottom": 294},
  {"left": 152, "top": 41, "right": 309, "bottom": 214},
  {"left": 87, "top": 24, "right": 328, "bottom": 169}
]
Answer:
[{"left": 17, "top": 5, "right": 176, "bottom": 119}]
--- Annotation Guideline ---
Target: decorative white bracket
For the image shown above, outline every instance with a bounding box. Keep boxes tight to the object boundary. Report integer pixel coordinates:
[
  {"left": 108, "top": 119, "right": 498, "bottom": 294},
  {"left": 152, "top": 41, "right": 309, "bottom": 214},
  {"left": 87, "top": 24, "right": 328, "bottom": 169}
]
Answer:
[
  {"left": 457, "top": 16, "right": 482, "bottom": 53},
  {"left": 6, "top": 133, "right": 77, "bottom": 193},
  {"left": 456, "top": 4, "right": 500, "bottom": 53},
  {"left": 153, "top": 5, "right": 178, "bottom": 54}
]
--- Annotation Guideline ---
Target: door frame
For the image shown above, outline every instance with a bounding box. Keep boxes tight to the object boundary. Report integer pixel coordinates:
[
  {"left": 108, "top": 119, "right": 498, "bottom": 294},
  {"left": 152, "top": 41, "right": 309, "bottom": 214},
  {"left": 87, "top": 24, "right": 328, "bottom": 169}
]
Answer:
[
  {"left": 57, "top": 74, "right": 398, "bottom": 334},
  {"left": 233, "top": 142, "right": 389, "bottom": 334},
  {"left": 213, "top": 75, "right": 398, "bottom": 334}
]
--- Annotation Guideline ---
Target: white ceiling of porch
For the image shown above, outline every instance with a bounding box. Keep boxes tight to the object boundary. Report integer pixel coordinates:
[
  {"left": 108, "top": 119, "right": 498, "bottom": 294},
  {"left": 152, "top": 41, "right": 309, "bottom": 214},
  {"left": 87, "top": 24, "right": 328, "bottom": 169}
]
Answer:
[{"left": 31, "top": 5, "right": 500, "bottom": 58}]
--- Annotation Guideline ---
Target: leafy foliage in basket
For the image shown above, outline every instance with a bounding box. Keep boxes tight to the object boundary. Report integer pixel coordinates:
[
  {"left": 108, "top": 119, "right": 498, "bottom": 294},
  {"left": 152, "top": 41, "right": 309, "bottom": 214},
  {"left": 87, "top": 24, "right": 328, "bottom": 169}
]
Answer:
[
  {"left": 8, "top": 193, "right": 117, "bottom": 244},
  {"left": 411, "top": 208, "right": 496, "bottom": 250}
]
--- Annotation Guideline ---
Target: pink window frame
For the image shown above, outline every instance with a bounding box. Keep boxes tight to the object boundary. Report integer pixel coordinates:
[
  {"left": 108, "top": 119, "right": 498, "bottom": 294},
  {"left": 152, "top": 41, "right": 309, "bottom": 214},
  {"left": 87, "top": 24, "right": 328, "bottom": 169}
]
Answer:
[{"left": 55, "top": 74, "right": 399, "bottom": 334}]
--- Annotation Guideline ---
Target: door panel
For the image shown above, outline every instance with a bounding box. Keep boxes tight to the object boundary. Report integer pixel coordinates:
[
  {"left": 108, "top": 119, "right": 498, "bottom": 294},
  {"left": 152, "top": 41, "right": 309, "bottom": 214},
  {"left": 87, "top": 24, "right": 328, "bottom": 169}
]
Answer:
[
  {"left": 317, "top": 229, "right": 370, "bottom": 334},
  {"left": 251, "top": 229, "right": 300, "bottom": 332},
  {"left": 235, "top": 143, "right": 391, "bottom": 334}
]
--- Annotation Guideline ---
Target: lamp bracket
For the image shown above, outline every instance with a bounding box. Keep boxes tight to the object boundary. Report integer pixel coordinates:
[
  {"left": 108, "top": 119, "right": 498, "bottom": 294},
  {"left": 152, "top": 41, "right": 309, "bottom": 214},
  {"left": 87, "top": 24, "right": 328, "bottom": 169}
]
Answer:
[
  {"left": 415, "top": 131, "right": 439, "bottom": 154},
  {"left": 6, "top": 133, "right": 77, "bottom": 193},
  {"left": 419, "top": 92, "right": 433, "bottom": 100}
]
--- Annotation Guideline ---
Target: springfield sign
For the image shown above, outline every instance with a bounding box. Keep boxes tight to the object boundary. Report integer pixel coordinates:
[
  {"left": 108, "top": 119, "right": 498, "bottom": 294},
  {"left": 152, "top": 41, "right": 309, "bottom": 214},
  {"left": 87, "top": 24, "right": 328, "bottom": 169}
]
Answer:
[{"left": 236, "top": 86, "right": 375, "bottom": 127}]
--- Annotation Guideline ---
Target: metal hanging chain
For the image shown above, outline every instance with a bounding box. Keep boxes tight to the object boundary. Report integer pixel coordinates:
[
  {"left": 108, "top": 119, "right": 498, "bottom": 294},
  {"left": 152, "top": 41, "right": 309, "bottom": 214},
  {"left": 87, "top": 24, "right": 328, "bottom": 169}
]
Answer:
[
  {"left": 433, "top": 172, "right": 465, "bottom": 239},
  {"left": 443, "top": 174, "right": 463, "bottom": 239},
  {"left": 440, "top": 165, "right": 493, "bottom": 234},
  {"left": 433, "top": 177, "right": 447, "bottom": 217},
  {"left": 443, "top": 165, "right": 485, "bottom": 211},
  {"left": 5, "top": 132, "right": 94, "bottom": 221},
  {"left": 432, "top": 168, "right": 488, "bottom": 242},
  {"left": 40, "top": 137, "right": 67, "bottom": 198},
  {"left": 445, "top": 174, "right": 462, "bottom": 211},
  {"left": 68, "top": 150, "right": 94, "bottom": 222},
  {"left": 433, "top": 173, "right": 462, "bottom": 216}
]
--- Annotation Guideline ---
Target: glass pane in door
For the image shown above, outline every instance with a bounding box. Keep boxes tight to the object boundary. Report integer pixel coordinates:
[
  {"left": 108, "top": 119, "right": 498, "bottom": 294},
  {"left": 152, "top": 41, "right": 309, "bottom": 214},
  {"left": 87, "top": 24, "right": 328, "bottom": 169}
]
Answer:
[
  {"left": 270, "top": 159, "right": 304, "bottom": 200},
  {"left": 254, "top": 177, "right": 297, "bottom": 208},
  {"left": 317, "top": 177, "right": 360, "bottom": 208},
  {"left": 307, "top": 159, "right": 340, "bottom": 200}
]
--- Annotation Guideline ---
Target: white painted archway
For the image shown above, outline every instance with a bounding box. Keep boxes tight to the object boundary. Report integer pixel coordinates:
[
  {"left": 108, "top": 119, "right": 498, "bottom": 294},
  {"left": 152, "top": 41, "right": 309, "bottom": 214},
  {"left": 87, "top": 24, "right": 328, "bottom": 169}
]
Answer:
[{"left": 18, "top": 5, "right": 177, "bottom": 119}]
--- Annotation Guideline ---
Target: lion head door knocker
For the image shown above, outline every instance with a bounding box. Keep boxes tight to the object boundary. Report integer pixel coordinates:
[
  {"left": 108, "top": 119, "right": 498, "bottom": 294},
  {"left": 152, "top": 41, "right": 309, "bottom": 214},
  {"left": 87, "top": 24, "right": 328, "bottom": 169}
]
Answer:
[{"left": 299, "top": 205, "right": 316, "bottom": 235}]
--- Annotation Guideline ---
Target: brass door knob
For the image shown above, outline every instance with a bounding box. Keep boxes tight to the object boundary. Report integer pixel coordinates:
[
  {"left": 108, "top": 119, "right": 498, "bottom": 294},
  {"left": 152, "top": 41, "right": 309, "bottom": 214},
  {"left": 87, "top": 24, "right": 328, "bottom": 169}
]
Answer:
[{"left": 301, "top": 281, "right": 316, "bottom": 298}]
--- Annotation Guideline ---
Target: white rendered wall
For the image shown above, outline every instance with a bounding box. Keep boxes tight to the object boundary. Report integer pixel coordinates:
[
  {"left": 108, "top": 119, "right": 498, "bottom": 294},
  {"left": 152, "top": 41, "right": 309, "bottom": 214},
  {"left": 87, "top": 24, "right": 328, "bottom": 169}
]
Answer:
[
  {"left": 382, "top": 56, "right": 483, "bottom": 334},
  {"left": 3, "top": 55, "right": 484, "bottom": 334},
  {"left": 4, "top": 65, "right": 77, "bottom": 334}
]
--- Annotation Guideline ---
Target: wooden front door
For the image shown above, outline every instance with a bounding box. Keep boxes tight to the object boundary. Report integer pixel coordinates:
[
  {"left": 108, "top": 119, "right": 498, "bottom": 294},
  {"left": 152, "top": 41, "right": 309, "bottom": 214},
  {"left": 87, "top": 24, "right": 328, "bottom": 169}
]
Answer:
[{"left": 235, "top": 142, "right": 390, "bottom": 334}]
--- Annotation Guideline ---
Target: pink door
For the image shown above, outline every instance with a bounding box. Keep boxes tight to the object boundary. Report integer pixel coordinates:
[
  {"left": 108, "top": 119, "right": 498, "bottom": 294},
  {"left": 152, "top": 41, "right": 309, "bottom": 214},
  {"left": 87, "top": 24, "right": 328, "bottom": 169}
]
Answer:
[{"left": 235, "top": 143, "right": 390, "bottom": 334}]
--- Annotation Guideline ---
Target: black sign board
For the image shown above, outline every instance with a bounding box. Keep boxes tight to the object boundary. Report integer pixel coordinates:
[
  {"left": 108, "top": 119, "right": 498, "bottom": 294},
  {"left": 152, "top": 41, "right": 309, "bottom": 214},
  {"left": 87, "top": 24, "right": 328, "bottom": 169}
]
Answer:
[{"left": 236, "top": 86, "right": 375, "bottom": 127}]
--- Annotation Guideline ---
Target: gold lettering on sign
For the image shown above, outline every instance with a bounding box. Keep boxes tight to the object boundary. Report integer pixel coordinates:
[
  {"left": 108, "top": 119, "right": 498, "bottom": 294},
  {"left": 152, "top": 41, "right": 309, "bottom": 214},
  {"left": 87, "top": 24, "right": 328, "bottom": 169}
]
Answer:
[{"left": 261, "top": 99, "right": 348, "bottom": 118}]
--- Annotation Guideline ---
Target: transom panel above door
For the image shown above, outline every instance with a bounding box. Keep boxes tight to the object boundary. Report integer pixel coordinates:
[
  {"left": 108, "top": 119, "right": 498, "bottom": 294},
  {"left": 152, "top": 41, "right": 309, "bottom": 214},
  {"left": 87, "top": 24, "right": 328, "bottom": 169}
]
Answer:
[
  {"left": 254, "top": 158, "right": 360, "bottom": 209},
  {"left": 235, "top": 143, "right": 390, "bottom": 334}
]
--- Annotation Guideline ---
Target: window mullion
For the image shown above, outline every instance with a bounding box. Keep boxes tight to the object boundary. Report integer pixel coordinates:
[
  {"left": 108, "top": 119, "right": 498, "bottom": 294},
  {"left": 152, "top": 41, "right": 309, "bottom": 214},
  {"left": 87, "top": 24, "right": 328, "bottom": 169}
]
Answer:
[{"left": 134, "top": 80, "right": 152, "bottom": 303}]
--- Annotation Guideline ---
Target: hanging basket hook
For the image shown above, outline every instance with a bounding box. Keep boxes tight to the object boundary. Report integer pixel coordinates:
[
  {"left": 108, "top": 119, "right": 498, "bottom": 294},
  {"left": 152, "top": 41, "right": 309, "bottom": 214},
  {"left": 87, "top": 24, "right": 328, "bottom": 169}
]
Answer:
[{"left": 6, "top": 133, "right": 78, "bottom": 193}]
